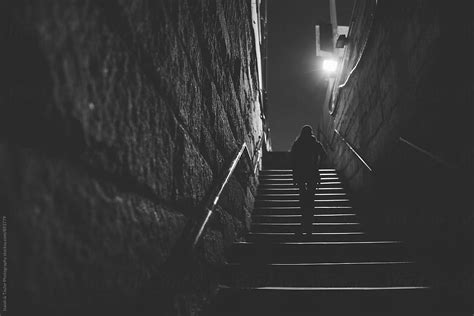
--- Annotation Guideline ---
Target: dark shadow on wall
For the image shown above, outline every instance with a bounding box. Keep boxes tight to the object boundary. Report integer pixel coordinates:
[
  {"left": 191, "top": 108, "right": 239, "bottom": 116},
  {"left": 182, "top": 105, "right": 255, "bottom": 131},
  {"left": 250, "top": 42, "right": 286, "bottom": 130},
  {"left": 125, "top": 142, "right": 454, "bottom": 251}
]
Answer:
[{"left": 346, "top": 140, "right": 473, "bottom": 313}]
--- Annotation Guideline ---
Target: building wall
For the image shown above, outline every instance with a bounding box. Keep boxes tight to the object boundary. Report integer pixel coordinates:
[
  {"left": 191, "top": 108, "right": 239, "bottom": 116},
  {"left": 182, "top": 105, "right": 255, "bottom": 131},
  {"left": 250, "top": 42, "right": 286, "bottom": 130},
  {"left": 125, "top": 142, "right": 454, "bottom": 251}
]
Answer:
[
  {"left": 320, "top": 0, "right": 473, "bottom": 303},
  {"left": 1, "top": 0, "right": 264, "bottom": 314}
]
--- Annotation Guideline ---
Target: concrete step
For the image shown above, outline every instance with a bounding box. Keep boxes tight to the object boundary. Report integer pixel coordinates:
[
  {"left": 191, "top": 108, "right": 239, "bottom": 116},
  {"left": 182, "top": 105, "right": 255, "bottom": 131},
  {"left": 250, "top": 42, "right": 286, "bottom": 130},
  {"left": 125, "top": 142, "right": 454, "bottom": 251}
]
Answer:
[
  {"left": 202, "top": 286, "right": 435, "bottom": 316},
  {"left": 252, "top": 214, "right": 357, "bottom": 223},
  {"left": 260, "top": 168, "right": 336, "bottom": 174},
  {"left": 259, "top": 178, "right": 341, "bottom": 184},
  {"left": 253, "top": 206, "right": 354, "bottom": 215},
  {"left": 256, "top": 193, "right": 347, "bottom": 200},
  {"left": 245, "top": 232, "right": 368, "bottom": 242},
  {"left": 227, "top": 241, "right": 411, "bottom": 263},
  {"left": 221, "top": 261, "right": 428, "bottom": 287},
  {"left": 258, "top": 182, "right": 342, "bottom": 188},
  {"left": 250, "top": 222, "right": 361, "bottom": 233},
  {"left": 255, "top": 199, "right": 351, "bottom": 207},
  {"left": 259, "top": 173, "right": 338, "bottom": 178},
  {"left": 258, "top": 187, "right": 346, "bottom": 194}
]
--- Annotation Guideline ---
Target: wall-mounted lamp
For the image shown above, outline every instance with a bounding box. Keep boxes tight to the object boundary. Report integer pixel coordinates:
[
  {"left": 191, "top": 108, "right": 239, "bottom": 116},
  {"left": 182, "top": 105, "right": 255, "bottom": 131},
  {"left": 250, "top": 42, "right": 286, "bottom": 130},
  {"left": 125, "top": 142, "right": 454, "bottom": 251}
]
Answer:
[
  {"left": 336, "top": 34, "right": 348, "bottom": 48},
  {"left": 322, "top": 59, "right": 338, "bottom": 74}
]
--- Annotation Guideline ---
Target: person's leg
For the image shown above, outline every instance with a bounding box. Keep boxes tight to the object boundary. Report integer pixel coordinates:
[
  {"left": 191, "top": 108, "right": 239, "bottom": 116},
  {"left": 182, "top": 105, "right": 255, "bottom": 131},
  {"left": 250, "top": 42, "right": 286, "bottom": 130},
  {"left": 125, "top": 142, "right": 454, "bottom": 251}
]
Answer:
[
  {"left": 307, "top": 179, "right": 316, "bottom": 232},
  {"left": 302, "top": 181, "right": 313, "bottom": 235},
  {"left": 297, "top": 182, "right": 305, "bottom": 235}
]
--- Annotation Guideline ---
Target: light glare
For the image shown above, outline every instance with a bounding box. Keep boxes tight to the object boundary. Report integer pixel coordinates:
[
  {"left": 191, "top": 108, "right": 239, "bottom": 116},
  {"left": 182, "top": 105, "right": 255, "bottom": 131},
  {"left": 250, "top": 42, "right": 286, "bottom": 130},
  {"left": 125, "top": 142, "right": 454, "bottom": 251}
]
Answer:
[{"left": 322, "top": 59, "right": 338, "bottom": 73}]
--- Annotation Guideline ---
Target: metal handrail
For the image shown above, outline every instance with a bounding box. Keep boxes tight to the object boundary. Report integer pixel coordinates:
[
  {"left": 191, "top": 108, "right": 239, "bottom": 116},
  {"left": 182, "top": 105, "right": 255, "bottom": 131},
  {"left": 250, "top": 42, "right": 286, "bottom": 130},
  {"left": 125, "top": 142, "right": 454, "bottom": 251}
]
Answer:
[
  {"left": 191, "top": 139, "right": 262, "bottom": 249},
  {"left": 399, "top": 137, "right": 456, "bottom": 169},
  {"left": 334, "top": 129, "right": 374, "bottom": 173}
]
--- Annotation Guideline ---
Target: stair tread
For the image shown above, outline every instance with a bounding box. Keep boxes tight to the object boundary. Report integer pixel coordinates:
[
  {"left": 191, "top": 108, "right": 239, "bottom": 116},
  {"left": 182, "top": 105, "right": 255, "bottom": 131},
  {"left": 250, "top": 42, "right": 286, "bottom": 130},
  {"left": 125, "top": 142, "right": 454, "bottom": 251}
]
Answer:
[
  {"left": 222, "top": 259, "right": 429, "bottom": 287},
  {"left": 247, "top": 232, "right": 364, "bottom": 235},
  {"left": 253, "top": 214, "right": 356, "bottom": 217},
  {"left": 219, "top": 285, "right": 429, "bottom": 290},
  {"left": 259, "top": 204, "right": 353, "bottom": 207},
  {"left": 259, "top": 179, "right": 340, "bottom": 181},
  {"left": 256, "top": 199, "right": 350, "bottom": 201},
  {"left": 202, "top": 286, "right": 437, "bottom": 316},
  {"left": 226, "top": 261, "right": 414, "bottom": 266},
  {"left": 252, "top": 214, "right": 357, "bottom": 221},
  {"left": 245, "top": 234, "right": 368, "bottom": 242},
  {"left": 261, "top": 169, "right": 336, "bottom": 172},
  {"left": 234, "top": 241, "right": 401, "bottom": 245},
  {"left": 260, "top": 175, "right": 338, "bottom": 177},
  {"left": 257, "top": 193, "right": 347, "bottom": 197},
  {"left": 228, "top": 241, "right": 412, "bottom": 263},
  {"left": 251, "top": 222, "right": 360, "bottom": 225},
  {"left": 258, "top": 183, "right": 342, "bottom": 188}
]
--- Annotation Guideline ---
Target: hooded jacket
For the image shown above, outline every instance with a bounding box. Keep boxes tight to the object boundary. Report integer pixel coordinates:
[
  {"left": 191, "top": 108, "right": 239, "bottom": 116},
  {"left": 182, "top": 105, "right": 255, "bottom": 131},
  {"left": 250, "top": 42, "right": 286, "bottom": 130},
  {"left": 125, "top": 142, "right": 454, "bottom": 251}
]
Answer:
[{"left": 290, "top": 128, "right": 325, "bottom": 183}]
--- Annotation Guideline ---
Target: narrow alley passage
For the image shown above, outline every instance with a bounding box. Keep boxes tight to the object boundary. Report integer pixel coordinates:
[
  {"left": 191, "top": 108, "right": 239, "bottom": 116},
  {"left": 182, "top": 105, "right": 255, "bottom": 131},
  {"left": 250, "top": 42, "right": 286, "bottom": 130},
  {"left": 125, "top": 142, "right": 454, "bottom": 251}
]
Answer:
[{"left": 4, "top": 1, "right": 472, "bottom": 315}]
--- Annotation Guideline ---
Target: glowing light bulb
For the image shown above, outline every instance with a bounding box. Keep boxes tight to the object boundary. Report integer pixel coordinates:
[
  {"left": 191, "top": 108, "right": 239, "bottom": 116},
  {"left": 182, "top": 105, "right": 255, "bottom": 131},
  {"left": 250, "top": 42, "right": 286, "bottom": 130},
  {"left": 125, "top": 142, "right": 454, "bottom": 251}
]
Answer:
[{"left": 322, "top": 59, "right": 338, "bottom": 73}]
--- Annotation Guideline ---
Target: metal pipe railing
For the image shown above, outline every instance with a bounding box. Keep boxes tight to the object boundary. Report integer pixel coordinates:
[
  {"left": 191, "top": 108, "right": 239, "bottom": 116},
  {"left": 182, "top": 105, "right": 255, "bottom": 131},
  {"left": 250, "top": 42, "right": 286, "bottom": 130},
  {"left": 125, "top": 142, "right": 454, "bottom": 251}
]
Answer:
[
  {"left": 399, "top": 137, "right": 456, "bottom": 169},
  {"left": 334, "top": 129, "right": 374, "bottom": 173},
  {"left": 191, "top": 139, "right": 263, "bottom": 250}
]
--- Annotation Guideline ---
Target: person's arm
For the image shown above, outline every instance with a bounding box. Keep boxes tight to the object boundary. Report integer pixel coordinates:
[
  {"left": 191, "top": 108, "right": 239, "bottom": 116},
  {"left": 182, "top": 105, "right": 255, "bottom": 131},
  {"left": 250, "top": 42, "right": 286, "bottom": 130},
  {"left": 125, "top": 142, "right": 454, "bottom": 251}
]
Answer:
[{"left": 290, "top": 143, "right": 296, "bottom": 184}]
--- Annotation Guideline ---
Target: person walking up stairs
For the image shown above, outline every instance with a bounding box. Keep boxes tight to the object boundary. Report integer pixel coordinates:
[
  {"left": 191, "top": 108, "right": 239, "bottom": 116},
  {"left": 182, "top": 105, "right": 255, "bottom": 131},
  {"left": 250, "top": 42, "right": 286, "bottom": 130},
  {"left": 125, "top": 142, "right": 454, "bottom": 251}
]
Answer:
[{"left": 201, "top": 151, "right": 440, "bottom": 315}]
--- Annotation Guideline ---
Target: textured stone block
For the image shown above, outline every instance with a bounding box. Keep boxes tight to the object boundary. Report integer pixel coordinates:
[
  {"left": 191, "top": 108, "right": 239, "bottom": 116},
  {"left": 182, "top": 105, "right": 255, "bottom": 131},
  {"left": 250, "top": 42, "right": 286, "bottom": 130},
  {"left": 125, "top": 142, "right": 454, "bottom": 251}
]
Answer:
[{"left": 5, "top": 146, "right": 187, "bottom": 309}]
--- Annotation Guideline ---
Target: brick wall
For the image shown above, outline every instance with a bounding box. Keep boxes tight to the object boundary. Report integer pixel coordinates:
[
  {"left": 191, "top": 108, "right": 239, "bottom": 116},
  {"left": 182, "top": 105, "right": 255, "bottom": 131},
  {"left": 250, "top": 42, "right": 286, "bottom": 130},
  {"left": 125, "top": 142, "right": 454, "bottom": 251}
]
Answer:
[
  {"left": 320, "top": 0, "right": 473, "bottom": 303},
  {"left": 1, "top": 1, "right": 264, "bottom": 315}
]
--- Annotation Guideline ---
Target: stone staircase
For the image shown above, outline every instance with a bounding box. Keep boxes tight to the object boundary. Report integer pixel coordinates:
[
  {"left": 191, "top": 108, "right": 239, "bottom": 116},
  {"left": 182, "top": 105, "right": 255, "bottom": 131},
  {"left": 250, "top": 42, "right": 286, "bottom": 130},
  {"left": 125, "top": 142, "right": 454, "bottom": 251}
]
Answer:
[{"left": 201, "top": 164, "right": 439, "bottom": 315}]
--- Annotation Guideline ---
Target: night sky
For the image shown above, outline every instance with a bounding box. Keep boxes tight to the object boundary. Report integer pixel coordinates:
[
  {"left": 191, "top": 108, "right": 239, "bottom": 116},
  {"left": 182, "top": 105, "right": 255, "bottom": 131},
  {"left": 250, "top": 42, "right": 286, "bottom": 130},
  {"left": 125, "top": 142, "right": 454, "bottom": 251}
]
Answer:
[{"left": 267, "top": 0, "right": 354, "bottom": 151}]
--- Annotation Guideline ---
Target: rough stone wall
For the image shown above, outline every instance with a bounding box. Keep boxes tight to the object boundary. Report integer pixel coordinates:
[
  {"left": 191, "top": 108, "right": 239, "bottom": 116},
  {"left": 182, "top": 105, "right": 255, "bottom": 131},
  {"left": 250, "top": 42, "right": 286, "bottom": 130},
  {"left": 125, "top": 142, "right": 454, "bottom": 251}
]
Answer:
[
  {"left": 1, "top": 0, "right": 263, "bottom": 315},
  {"left": 320, "top": 0, "right": 473, "bottom": 304}
]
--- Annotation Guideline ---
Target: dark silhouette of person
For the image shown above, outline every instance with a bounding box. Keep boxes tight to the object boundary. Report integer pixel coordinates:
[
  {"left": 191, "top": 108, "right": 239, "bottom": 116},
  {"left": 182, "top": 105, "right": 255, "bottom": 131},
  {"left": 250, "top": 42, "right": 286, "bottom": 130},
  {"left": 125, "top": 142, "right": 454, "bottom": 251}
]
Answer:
[{"left": 290, "top": 125, "right": 326, "bottom": 236}]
